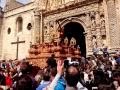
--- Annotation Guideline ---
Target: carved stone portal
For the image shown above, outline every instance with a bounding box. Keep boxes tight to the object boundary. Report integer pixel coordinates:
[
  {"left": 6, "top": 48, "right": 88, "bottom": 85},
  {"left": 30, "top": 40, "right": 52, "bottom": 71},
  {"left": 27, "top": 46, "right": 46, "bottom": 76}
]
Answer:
[{"left": 34, "top": 0, "right": 109, "bottom": 56}]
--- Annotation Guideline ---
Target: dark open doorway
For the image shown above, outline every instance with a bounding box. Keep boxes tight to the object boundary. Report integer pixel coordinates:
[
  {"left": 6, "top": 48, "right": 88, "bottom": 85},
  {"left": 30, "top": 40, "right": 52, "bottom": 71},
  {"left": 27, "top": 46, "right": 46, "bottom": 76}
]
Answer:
[{"left": 63, "top": 22, "right": 86, "bottom": 57}]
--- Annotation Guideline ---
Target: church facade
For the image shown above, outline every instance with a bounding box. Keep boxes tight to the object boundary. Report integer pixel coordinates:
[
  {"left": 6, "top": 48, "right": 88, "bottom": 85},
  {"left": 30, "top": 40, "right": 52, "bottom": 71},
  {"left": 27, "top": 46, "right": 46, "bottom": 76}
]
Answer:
[
  {"left": 0, "top": 0, "right": 35, "bottom": 60},
  {"left": 0, "top": 0, "right": 120, "bottom": 60}
]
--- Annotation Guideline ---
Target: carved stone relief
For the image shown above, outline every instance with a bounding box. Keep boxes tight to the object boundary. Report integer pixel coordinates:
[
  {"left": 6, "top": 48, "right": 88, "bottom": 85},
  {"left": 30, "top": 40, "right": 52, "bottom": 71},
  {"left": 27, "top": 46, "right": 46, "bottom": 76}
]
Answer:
[
  {"left": 43, "top": 20, "right": 59, "bottom": 43},
  {"left": 92, "top": 35, "right": 97, "bottom": 48},
  {"left": 89, "top": 11, "right": 97, "bottom": 36},
  {"left": 44, "top": 3, "right": 98, "bottom": 22},
  {"left": 34, "top": 0, "right": 47, "bottom": 10},
  {"left": 44, "top": 22, "right": 50, "bottom": 43},
  {"left": 41, "top": 0, "right": 108, "bottom": 54},
  {"left": 49, "top": 21, "right": 56, "bottom": 42},
  {"left": 100, "top": 14, "right": 106, "bottom": 35}
]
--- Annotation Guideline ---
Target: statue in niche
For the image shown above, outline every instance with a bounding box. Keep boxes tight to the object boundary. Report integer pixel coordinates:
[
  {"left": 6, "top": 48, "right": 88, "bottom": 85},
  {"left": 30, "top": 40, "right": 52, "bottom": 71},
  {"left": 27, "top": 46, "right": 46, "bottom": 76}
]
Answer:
[
  {"left": 49, "top": 21, "right": 55, "bottom": 41},
  {"left": 91, "top": 17, "right": 96, "bottom": 29},
  {"left": 92, "top": 35, "right": 97, "bottom": 48},
  {"left": 44, "top": 25, "right": 50, "bottom": 43},
  {"left": 44, "top": 24, "right": 48, "bottom": 35},
  {"left": 100, "top": 15, "right": 105, "bottom": 29}
]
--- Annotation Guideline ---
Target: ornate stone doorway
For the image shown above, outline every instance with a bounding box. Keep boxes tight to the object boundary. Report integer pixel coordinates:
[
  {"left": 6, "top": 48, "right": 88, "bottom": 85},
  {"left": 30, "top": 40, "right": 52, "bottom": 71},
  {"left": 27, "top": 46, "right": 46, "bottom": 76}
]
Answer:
[{"left": 63, "top": 22, "right": 86, "bottom": 57}]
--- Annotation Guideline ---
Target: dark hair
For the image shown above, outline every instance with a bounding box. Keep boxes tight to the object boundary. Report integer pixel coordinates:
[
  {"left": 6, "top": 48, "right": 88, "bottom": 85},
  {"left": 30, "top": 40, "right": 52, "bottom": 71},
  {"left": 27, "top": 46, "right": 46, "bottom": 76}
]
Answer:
[
  {"left": 113, "top": 71, "right": 120, "bottom": 85},
  {"left": 16, "top": 75, "right": 33, "bottom": 90},
  {"left": 41, "top": 68, "right": 51, "bottom": 81},
  {"left": 113, "top": 71, "right": 120, "bottom": 79},
  {"left": 43, "top": 72, "right": 50, "bottom": 81},
  {"left": 50, "top": 67, "right": 57, "bottom": 77},
  {"left": 20, "top": 62, "right": 32, "bottom": 74},
  {"left": 65, "top": 65, "right": 80, "bottom": 87},
  {"left": 46, "top": 55, "right": 57, "bottom": 68}
]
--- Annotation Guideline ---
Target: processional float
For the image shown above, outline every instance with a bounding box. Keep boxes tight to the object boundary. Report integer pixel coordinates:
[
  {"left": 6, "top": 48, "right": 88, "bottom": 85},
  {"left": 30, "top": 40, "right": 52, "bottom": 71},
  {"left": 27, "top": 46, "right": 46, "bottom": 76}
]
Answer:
[{"left": 27, "top": 32, "right": 81, "bottom": 68}]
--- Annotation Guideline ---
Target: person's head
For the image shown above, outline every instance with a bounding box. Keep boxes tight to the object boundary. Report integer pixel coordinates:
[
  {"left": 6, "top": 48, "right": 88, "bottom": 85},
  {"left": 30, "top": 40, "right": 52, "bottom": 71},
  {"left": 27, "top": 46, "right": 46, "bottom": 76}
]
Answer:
[
  {"left": 43, "top": 74, "right": 50, "bottom": 81},
  {"left": 20, "top": 61, "right": 32, "bottom": 74},
  {"left": 113, "top": 81, "right": 119, "bottom": 88},
  {"left": 5, "top": 71, "right": 10, "bottom": 77},
  {"left": 16, "top": 75, "right": 33, "bottom": 90},
  {"left": 113, "top": 71, "right": 120, "bottom": 85},
  {"left": 47, "top": 54, "right": 57, "bottom": 68},
  {"left": 51, "top": 54, "right": 55, "bottom": 58},
  {"left": 50, "top": 67, "right": 57, "bottom": 77},
  {"left": 65, "top": 65, "right": 80, "bottom": 87},
  {"left": 43, "top": 71, "right": 50, "bottom": 81}
]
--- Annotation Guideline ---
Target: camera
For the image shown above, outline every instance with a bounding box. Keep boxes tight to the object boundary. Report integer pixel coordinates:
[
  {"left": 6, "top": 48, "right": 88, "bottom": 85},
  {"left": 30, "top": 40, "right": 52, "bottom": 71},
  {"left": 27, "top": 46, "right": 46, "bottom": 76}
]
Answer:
[{"left": 64, "top": 59, "right": 80, "bottom": 68}]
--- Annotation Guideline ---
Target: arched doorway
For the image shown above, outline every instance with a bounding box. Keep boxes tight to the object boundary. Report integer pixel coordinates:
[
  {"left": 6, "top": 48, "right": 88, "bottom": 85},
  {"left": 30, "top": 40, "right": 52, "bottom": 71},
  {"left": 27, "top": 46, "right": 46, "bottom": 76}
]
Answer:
[{"left": 63, "top": 22, "right": 86, "bottom": 57}]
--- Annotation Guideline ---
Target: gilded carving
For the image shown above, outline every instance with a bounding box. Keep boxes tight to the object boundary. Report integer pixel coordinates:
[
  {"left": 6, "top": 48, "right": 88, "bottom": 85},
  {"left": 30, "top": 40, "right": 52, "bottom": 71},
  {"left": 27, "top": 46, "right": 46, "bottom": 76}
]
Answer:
[
  {"left": 64, "top": 37, "right": 69, "bottom": 46},
  {"left": 70, "top": 37, "right": 76, "bottom": 46}
]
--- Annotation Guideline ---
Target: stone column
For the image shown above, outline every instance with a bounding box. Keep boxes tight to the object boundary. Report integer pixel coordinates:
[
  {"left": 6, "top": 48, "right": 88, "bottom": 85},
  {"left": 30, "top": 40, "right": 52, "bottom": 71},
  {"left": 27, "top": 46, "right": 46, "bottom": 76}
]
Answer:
[
  {"left": 34, "top": 11, "right": 40, "bottom": 43},
  {"left": 96, "top": 27, "right": 102, "bottom": 48},
  {"left": 86, "top": 13, "right": 93, "bottom": 55},
  {"left": 106, "top": 0, "right": 119, "bottom": 49},
  {"left": 86, "top": 28, "right": 93, "bottom": 55},
  {"left": 40, "top": 10, "right": 45, "bottom": 44},
  {"left": 96, "top": 11, "right": 102, "bottom": 48}
]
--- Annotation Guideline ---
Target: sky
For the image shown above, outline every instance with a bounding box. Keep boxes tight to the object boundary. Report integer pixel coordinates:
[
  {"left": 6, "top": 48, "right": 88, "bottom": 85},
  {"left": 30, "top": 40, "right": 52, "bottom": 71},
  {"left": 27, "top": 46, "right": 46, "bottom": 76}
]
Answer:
[{"left": 0, "top": 0, "right": 30, "bottom": 8}]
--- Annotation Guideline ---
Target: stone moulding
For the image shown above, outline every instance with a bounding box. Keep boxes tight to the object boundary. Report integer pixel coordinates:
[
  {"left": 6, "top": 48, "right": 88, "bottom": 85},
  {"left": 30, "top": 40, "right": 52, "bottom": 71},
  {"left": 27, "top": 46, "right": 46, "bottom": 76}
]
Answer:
[{"left": 43, "top": 0, "right": 100, "bottom": 17}]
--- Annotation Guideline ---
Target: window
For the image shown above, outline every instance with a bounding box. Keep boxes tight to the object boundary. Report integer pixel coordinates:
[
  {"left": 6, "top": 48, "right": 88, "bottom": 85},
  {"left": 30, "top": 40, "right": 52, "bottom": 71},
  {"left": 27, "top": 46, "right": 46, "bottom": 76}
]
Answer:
[
  {"left": 7, "top": 27, "right": 11, "bottom": 34},
  {"left": 27, "top": 23, "right": 32, "bottom": 30},
  {"left": 16, "top": 17, "right": 23, "bottom": 32}
]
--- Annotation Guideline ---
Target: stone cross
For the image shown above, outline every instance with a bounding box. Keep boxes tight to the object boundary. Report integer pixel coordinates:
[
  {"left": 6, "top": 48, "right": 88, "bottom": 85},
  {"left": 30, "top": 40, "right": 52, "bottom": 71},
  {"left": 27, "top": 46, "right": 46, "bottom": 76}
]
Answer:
[{"left": 11, "top": 37, "right": 25, "bottom": 59}]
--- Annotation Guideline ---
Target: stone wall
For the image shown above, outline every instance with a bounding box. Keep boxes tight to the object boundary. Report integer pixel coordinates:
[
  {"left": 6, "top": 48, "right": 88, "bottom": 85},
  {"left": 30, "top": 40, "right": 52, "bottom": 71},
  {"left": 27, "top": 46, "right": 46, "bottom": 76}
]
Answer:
[
  {"left": 116, "top": 0, "right": 120, "bottom": 48},
  {"left": 1, "top": 3, "right": 35, "bottom": 60},
  {"left": 42, "top": 0, "right": 105, "bottom": 55},
  {"left": 106, "top": 0, "right": 119, "bottom": 49},
  {"left": 41, "top": 0, "right": 120, "bottom": 55},
  {"left": 1, "top": 0, "right": 120, "bottom": 60}
]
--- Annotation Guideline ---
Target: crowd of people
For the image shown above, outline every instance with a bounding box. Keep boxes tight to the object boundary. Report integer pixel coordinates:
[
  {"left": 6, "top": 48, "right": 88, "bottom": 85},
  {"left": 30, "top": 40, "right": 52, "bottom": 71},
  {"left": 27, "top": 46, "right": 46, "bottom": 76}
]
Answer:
[{"left": 0, "top": 50, "right": 120, "bottom": 90}]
